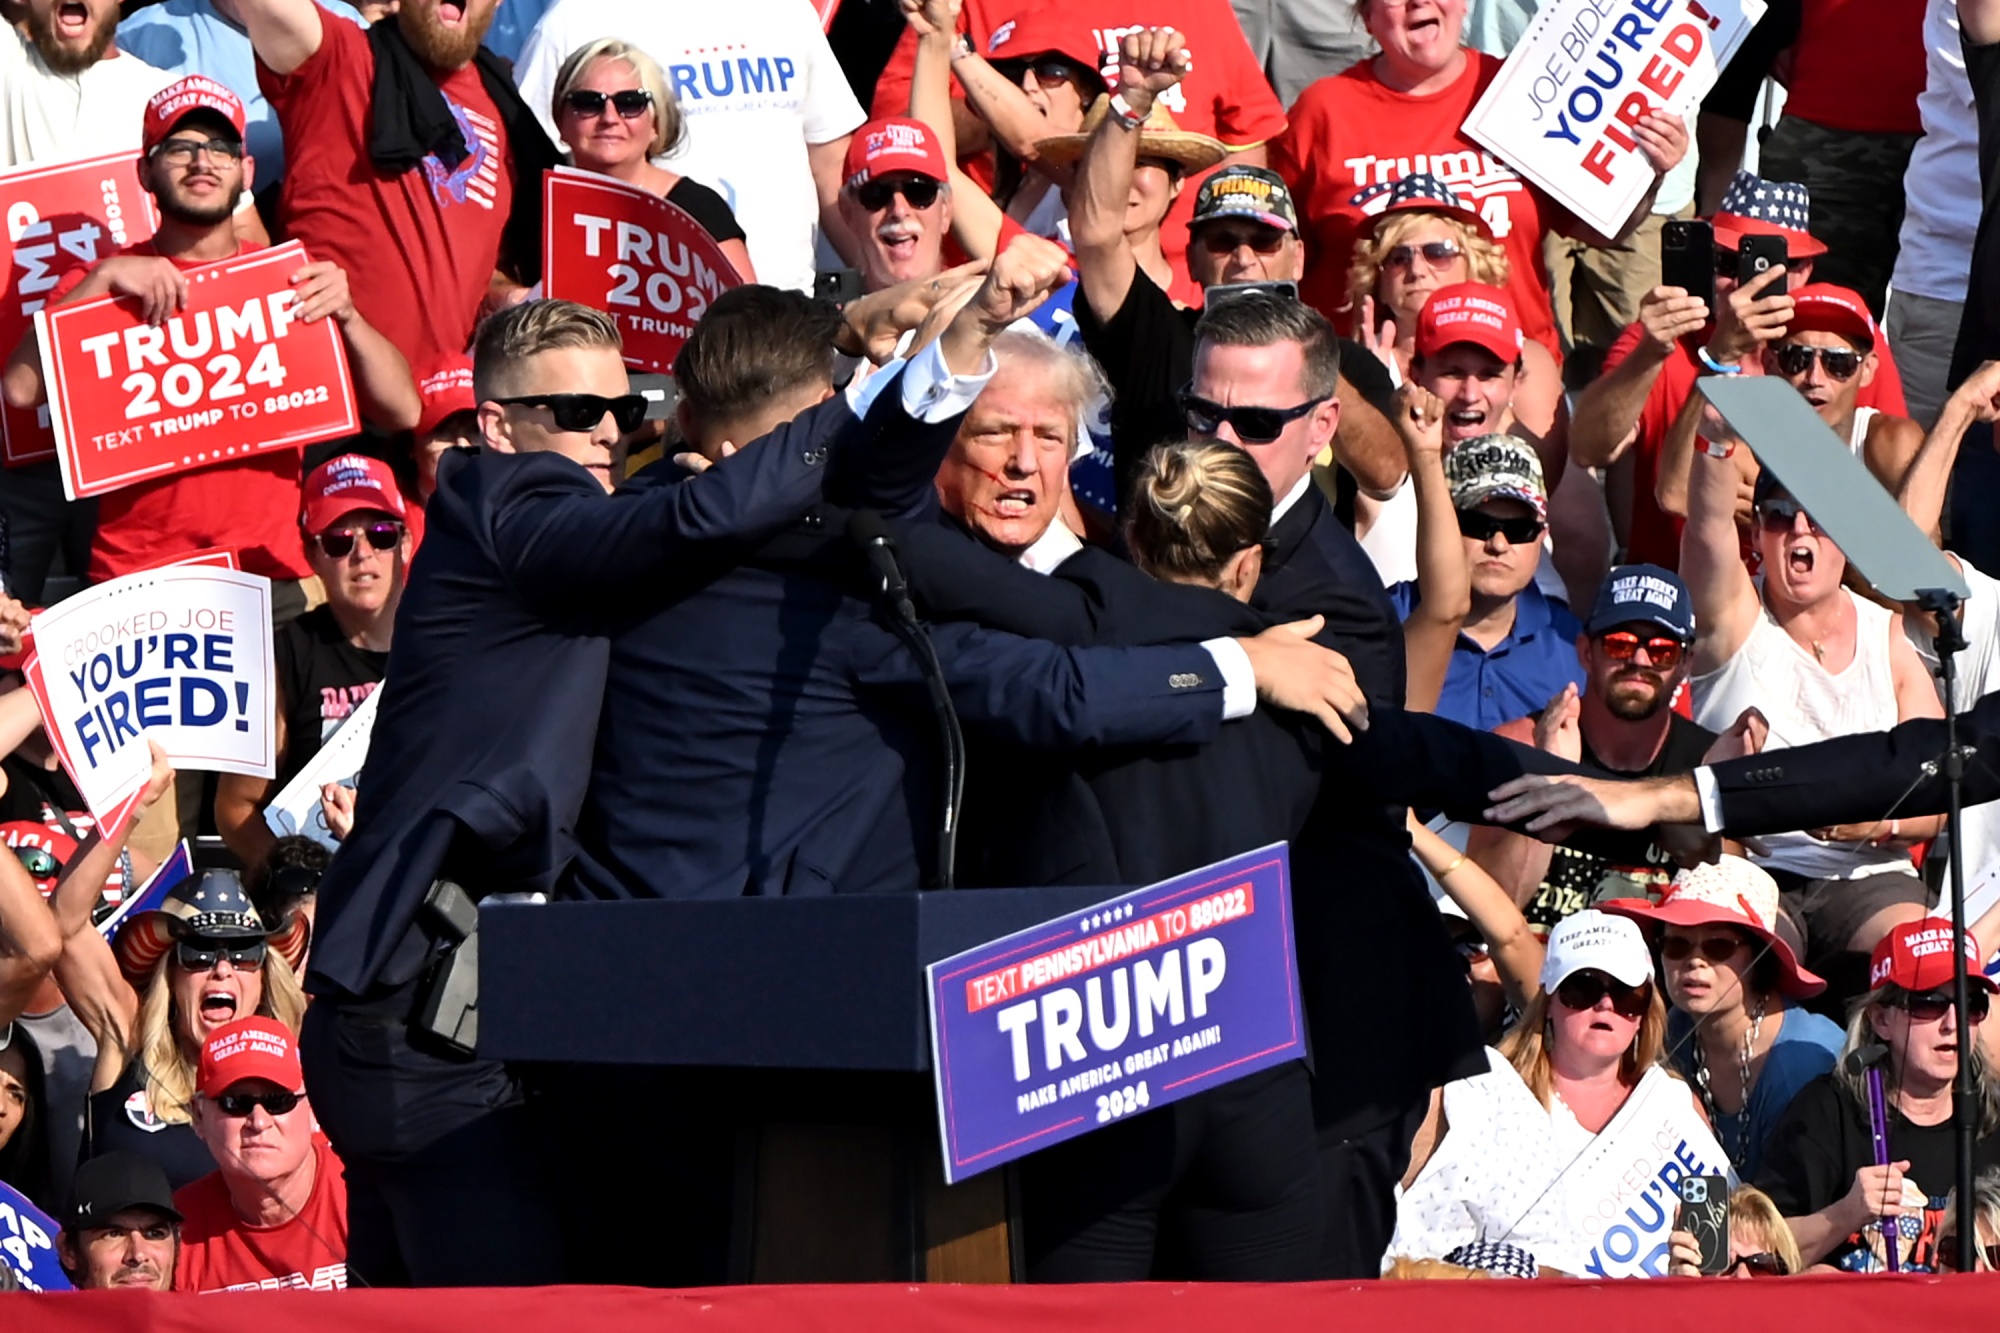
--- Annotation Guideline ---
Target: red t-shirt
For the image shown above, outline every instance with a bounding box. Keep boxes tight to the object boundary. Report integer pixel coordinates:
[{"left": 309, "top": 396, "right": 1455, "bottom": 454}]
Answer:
[
  {"left": 1269, "top": 52, "right": 1562, "bottom": 358},
  {"left": 870, "top": 0, "right": 1288, "bottom": 302},
  {"left": 259, "top": 14, "right": 512, "bottom": 372},
  {"left": 172, "top": 1139, "right": 350, "bottom": 1292},
  {"left": 1602, "top": 322, "right": 1910, "bottom": 569},
  {"left": 49, "top": 245, "right": 312, "bottom": 584},
  {"left": 1783, "top": 0, "right": 1928, "bottom": 135}
]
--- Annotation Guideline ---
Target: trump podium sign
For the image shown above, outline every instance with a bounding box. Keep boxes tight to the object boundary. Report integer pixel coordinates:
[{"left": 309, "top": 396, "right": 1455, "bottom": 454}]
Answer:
[
  {"left": 927, "top": 844, "right": 1304, "bottom": 1183},
  {"left": 36, "top": 239, "right": 358, "bottom": 500}
]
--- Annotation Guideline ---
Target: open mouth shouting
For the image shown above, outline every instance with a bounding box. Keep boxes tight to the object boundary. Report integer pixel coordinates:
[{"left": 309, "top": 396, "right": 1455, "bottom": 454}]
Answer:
[
  {"left": 54, "top": 0, "right": 92, "bottom": 39},
  {"left": 875, "top": 219, "right": 922, "bottom": 266},
  {"left": 1784, "top": 539, "right": 1815, "bottom": 578},
  {"left": 198, "top": 984, "right": 241, "bottom": 1028},
  {"left": 434, "top": 0, "right": 468, "bottom": 26}
]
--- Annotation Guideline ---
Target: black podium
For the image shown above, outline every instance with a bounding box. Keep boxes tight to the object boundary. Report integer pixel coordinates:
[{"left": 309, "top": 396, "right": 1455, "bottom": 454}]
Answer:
[{"left": 480, "top": 886, "right": 1113, "bottom": 1284}]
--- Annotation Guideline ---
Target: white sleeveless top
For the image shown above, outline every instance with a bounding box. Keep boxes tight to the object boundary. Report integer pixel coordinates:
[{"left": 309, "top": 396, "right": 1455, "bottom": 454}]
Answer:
[
  {"left": 1693, "top": 589, "right": 1912, "bottom": 880},
  {"left": 1848, "top": 406, "right": 1877, "bottom": 457}
]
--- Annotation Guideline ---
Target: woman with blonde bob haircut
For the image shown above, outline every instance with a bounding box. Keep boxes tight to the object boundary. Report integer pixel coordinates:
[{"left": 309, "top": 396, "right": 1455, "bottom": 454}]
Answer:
[{"left": 549, "top": 37, "right": 757, "bottom": 281}]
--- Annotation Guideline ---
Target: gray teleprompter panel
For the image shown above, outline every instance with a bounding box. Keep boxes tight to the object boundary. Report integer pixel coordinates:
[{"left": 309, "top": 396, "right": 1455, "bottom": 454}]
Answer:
[{"left": 1697, "top": 376, "right": 1967, "bottom": 605}]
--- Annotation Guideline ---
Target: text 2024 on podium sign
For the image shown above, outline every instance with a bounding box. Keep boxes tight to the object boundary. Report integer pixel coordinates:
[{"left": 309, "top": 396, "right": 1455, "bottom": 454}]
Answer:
[
  {"left": 541, "top": 166, "right": 743, "bottom": 374},
  {"left": 0, "top": 150, "right": 160, "bottom": 466},
  {"left": 927, "top": 844, "right": 1305, "bottom": 1183},
  {"left": 36, "top": 239, "right": 357, "bottom": 500}
]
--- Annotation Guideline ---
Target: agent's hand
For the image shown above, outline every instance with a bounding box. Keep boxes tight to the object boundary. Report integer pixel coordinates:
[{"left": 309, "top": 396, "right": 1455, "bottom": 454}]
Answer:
[
  {"left": 1237, "top": 615, "right": 1369, "bottom": 743},
  {"left": 1485, "top": 771, "right": 1700, "bottom": 835}
]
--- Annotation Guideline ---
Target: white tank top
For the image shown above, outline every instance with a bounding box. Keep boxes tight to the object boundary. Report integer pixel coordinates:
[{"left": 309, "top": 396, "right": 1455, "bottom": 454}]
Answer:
[
  {"left": 1692, "top": 588, "right": 1912, "bottom": 880},
  {"left": 1848, "top": 406, "right": 1876, "bottom": 457}
]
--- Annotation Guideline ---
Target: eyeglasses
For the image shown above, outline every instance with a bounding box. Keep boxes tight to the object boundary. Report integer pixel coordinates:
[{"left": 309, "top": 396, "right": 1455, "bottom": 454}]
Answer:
[
  {"left": 1196, "top": 224, "right": 1288, "bottom": 256},
  {"left": 1659, "top": 933, "right": 1744, "bottom": 963},
  {"left": 560, "top": 89, "right": 654, "bottom": 119},
  {"left": 1754, "top": 495, "right": 1822, "bottom": 532},
  {"left": 11, "top": 845, "right": 58, "bottom": 879},
  {"left": 1383, "top": 240, "right": 1463, "bottom": 271},
  {"left": 1598, "top": 630, "right": 1686, "bottom": 672},
  {"left": 1176, "top": 386, "right": 1327, "bottom": 444},
  {"left": 997, "top": 57, "right": 1090, "bottom": 88},
  {"left": 1455, "top": 936, "right": 1490, "bottom": 964},
  {"left": 210, "top": 1090, "right": 302, "bottom": 1118},
  {"left": 173, "top": 938, "right": 267, "bottom": 972},
  {"left": 1722, "top": 1251, "right": 1789, "bottom": 1277},
  {"left": 1770, "top": 343, "right": 1862, "bottom": 381},
  {"left": 1937, "top": 1234, "right": 2000, "bottom": 1271},
  {"left": 1891, "top": 987, "right": 1991, "bottom": 1024},
  {"left": 852, "top": 177, "right": 944, "bottom": 211},
  {"left": 311, "top": 521, "right": 403, "bottom": 560},
  {"left": 151, "top": 137, "right": 244, "bottom": 166},
  {"left": 1554, "top": 970, "right": 1651, "bottom": 1017},
  {"left": 491, "top": 393, "right": 648, "bottom": 433},
  {"left": 1456, "top": 510, "right": 1545, "bottom": 545}
]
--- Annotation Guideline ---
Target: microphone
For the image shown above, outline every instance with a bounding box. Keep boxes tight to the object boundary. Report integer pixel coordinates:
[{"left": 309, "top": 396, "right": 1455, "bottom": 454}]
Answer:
[
  {"left": 849, "top": 508, "right": 918, "bottom": 626},
  {"left": 848, "top": 510, "right": 965, "bottom": 890}
]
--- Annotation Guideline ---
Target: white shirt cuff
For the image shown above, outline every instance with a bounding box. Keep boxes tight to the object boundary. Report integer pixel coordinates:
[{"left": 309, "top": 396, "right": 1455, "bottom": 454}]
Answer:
[
  {"left": 1201, "top": 637, "right": 1256, "bottom": 720},
  {"left": 844, "top": 337, "right": 999, "bottom": 424},
  {"left": 1694, "top": 766, "right": 1725, "bottom": 833}
]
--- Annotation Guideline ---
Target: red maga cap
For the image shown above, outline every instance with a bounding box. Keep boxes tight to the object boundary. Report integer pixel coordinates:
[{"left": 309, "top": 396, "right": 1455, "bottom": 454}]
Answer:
[
  {"left": 198, "top": 1017, "right": 304, "bottom": 1098},
  {"left": 301, "top": 453, "right": 407, "bottom": 535},
  {"left": 142, "top": 75, "right": 247, "bottom": 155},
  {"left": 1787, "top": 283, "right": 1877, "bottom": 349},
  {"left": 1869, "top": 919, "right": 1998, "bottom": 995},
  {"left": 417, "top": 355, "right": 478, "bottom": 438},
  {"left": 843, "top": 117, "right": 949, "bottom": 189},
  {"left": 1415, "top": 282, "right": 1524, "bottom": 363}
]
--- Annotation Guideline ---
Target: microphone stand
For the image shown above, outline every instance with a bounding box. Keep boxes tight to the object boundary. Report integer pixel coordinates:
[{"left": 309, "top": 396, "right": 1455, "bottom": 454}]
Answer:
[
  {"left": 1918, "top": 585, "right": 1975, "bottom": 1265},
  {"left": 851, "top": 512, "right": 965, "bottom": 889}
]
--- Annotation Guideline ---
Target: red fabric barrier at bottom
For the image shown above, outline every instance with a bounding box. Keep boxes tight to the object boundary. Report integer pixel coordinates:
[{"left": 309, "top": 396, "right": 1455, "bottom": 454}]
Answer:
[{"left": 11, "top": 1274, "right": 2000, "bottom": 1332}]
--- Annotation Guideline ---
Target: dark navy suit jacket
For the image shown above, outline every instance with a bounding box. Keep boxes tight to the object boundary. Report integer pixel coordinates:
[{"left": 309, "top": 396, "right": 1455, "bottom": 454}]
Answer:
[{"left": 309, "top": 380, "right": 922, "bottom": 999}]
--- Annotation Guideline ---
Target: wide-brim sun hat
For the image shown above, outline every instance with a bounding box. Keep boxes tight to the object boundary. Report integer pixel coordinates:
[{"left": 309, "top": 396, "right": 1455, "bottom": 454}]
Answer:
[
  {"left": 1032, "top": 95, "right": 1226, "bottom": 173},
  {"left": 114, "top": 867, "right": 309, "bottom": 985},
  {"left": 1600, "top": 856, "right": 1825, "bottom": 999}
]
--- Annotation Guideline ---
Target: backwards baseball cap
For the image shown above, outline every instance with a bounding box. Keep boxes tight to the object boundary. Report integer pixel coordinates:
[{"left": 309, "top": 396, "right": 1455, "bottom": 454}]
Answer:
[
  {"left": 198, "top": 1016, "right": 304, "bottom": 1098},
  {"left": 1710, "top": 169, "right": 1827, "bottom": 259},
  {"left": 1190, "top": 165, "right": 1298, "bottom": 233},
  {"left": 1870, "top": 920, "right": 1999, "bottom": 995},
  {"left": 1787, "top": 283, "right": 1877, "bottom": 350},
  {"left": 1540, "top": 909, "right": 1655, "bottom": 992},
  {"left": 1415, "top": 283, "right": 1523, "bottom": 363},
  {"left": 1585, "top": 563, "right": 1695, "bottom": 642},
  {"left": 64, "top": 1152, "right": 182, "bottom": 1232},
  {"left": 141, "top": 75, "right": 246, "bottom": 156},
  {"left": 1444, "top": 432, "right": 1546, "bottom": 520},
  {"left": 843, "top": 117, "right": 948, "bottom": 189},
  {"left": 301, "top": 454, "right": 407, "bottom": 535}
]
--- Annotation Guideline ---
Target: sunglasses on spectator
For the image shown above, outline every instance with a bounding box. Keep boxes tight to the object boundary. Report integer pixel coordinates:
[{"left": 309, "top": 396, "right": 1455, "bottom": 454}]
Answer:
[
  {"left": 173, "top": 938, "right": 267, "bottom": 972},
  {"left": 1890, "top": 987, "right": 1991, "bottom": 1024},
  {"left": 1937, "top": 1234, "right": 2000, "bottom": 1272},
  {"left": 1454, "top": 936, "right": 1490, "bottom": 964},
  {"left": 1754, "top": 495, "right": 1821, "bottom": 532},
  {"left": 311, "top": 521, "right": 403, "bottom": 560},
  {"left": 1196, "top": 224, "right": 1288, "bottom": 256},
  {"left": 1659, "top": 933, "right": 1743, "bottom": 963},
  {"left": 1723, "top": 1251, "right": 1789, "bottom": 1277},
  {"left": 1456, "top": 510, "right": 1544, "bottom": 545},
  {"left": 152, "top": 136, "right": 244, "bottom": 165},
  {"left": 996, "top": 57, "right": 1089, "bottom": 87},
  {"left": 1598, "top": 630, "right": 1686, "bottom": 671},
  {"left": 852, "top": 177, "right": 944, "bottom": 211},
  {"left": 1770, "top": 343, "right": 1862, "bottom": 381},
  {"left": 1383, "top": 240, "right": 1462, "bottom": 271},
  {"left": 491, "top": 393, "right": 649, "bottom": 433},
  {"left": 11, "top": 846, "right": 57, "bottom": 879},
  {"left": 1176, "top": 386, "right": 1327, "bottom": 444},
  {"left": 1554, "top": 970, "right": 1650, "bottom": 1017},
  {"left": 210, "top": 1090, "right": 302, "bottom": 1118},
  {"left": 561, "top": 89, "right": 654, "bottom": 119}
]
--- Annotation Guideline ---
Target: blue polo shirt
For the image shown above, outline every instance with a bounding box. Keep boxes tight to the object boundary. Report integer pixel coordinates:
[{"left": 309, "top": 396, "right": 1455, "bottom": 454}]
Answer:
[{"left": 1388, "top": 580, "right": 1586, "bottom": 730}]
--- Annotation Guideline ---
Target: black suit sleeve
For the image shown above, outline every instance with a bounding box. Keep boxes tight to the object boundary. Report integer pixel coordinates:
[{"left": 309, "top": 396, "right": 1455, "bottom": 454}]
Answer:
[
  {"left": 1712, "top": 692, "right": 2000, "bottom": 836},
  {"left": 1334, "top": 708, "right": 1590, "bottom": 818}
]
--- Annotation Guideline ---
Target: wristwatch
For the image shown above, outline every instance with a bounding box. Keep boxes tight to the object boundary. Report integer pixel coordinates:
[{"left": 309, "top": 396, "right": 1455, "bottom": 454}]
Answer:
[{"left": 1108, "top": 92, "right": 1149, "bottom": 131}]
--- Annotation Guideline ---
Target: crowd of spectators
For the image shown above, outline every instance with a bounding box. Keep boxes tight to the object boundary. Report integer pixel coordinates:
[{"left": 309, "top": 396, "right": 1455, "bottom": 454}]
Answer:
[{"left": 1, "top": 0, "right": 2000, "bottom": 1295}]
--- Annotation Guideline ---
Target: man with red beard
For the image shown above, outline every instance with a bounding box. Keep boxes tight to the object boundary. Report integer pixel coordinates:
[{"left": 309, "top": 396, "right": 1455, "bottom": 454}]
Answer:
[{"left": 236, "top": 0, "right": 562, "bottom": 374}]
